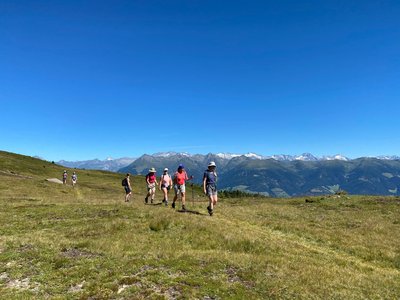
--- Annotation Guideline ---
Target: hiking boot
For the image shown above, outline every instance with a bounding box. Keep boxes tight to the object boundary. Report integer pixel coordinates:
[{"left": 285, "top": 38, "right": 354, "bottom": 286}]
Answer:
[
  {"left": 207, "top": 206, "right": 213, "bottom": 216},
  {"left": 145, "top": 197, "right": 148, "bottom": 204},
  {"left": 171, "top": 202, "right": 175, "bottom": 209},
  {"left": 182, "top": 205, "right": 186, "bottom": 211},
  {"left": 165, "top": 201, "right": 168, "bottom": 207},
  {"left": 151, "top": 199, "right": 153, "bottom": 204}
]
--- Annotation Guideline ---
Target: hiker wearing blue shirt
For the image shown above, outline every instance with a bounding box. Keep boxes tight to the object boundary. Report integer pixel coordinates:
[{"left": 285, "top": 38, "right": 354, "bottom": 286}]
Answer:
[{"left": 203, "top": 161, "right": 218, "bottom": 216}]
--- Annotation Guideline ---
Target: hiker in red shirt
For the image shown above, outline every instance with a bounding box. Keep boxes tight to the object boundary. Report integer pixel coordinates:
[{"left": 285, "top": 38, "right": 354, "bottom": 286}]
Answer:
[
  {"left": 172, "top": 164, "right": 193, "bottom": 211},
  {"left": 145, "top": 168, "right": 158, "bottom": 204}
]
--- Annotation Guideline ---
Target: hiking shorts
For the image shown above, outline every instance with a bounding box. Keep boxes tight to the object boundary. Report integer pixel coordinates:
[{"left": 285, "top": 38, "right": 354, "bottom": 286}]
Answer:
[
  {"left": 206, "top": 184, "right": 218, "bottom": 196},
  {"left": 124, "top": 186, "right": 132, "bottom": 194},
  {"left": 147, "top": 183, "right": 156, "bottom": 193},
  {"left": 174, "top": 184, "right": 186, "bottom": 195},
  {"left": 161, "top": 184, "right": 171, "bottom": 191}
]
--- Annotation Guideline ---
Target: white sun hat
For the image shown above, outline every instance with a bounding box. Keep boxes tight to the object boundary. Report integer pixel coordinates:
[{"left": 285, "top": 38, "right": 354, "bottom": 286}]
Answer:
[
  {"left": 164, "top": 168, "right": 169, "bottom": 172},
  {"left": 208, "top": 161, "right": 216, "bottom": 167},
  {"left": 149, "top": 168, "right": 157, "bottom": 173}
]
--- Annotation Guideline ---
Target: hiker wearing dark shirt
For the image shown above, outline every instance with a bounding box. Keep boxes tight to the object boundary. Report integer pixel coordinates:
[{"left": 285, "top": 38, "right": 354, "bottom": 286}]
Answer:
[
  {"left": 203, "top": 161, "right": 218, "bottom": 216},
  {"left": 122, "top": 173, "right": 132, "bottom": 202}
]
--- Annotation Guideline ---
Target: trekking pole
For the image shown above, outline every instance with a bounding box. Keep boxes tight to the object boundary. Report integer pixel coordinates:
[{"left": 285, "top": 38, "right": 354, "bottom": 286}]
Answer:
[
  {"left": 191, "top": 183, "right": 194, "bottom": 207},
  {"left": 190, "top": 175, "right": 194, "bottom": 208}
]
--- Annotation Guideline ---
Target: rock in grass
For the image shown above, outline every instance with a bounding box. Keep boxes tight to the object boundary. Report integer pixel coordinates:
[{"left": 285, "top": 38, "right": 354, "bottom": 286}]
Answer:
[{"left": 46, "top": 178, "right": 63, "bottom": 184}]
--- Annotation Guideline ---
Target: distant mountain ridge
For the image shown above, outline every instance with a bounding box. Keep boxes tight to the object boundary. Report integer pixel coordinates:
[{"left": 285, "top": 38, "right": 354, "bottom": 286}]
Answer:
[
  {"left": 56, "top": 152, "right": 400, "bottom": 173},
  {"left": 58, "top": 157, "right": 136, "bottom": 172},
  {"left": 150, "top": 152, "right": 351, "bottom": 161},
  {"left": 57, "top": 152, "right": 400, "bottom": 172},
  {"left": 152, "top": 152, "right": 400, "bottom": 162},
  {"left": 119, "top": 153, "right": 400, "bottom": 197}
]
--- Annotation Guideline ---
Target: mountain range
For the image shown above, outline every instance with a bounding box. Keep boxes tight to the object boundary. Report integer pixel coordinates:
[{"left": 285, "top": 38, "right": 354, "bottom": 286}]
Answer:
[
  {"left": 57, "top": 152, "right": 400, "bottom": 197},
  {"left": 117, "top": 152, "right": 400, "bottom": 197},
  {"left": 57, "top": 152, "right": 400, "bottom": 172}
]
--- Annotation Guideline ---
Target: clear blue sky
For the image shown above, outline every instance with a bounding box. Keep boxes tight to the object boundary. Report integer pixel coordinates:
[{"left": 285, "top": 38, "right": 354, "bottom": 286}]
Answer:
[{"left": 1, "top": 0, "right": 399, "bottom": 161}]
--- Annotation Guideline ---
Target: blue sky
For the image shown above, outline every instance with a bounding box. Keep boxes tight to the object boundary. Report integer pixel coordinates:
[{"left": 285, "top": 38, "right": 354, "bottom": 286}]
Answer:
[{"left": 1, "top": 0, "right": 400, "bottom": 161}]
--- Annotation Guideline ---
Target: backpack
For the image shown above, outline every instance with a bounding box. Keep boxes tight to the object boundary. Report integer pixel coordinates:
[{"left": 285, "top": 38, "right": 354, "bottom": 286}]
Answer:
[
  {"left": 204, "top": 170, "right": 217, "bottom": 185},
  {"left": 122, "top": 178, "right": 127, "bottom": 186}
]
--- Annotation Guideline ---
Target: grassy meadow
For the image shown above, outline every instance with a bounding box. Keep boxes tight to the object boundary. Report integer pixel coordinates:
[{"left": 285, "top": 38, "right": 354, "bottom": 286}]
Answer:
[{"left": 0, "top": 151, "right": 399, "bottom": 299}]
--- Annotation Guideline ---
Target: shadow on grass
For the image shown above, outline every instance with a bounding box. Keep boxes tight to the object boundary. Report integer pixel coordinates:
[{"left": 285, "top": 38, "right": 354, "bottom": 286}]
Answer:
[{"left": 177, "top": 209, "right": 207, "bottom": 216}]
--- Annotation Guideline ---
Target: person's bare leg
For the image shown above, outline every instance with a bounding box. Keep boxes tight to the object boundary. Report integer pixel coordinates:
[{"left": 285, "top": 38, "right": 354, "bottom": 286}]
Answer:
[
  {"left": 181, "top": 193, "right": 186, "bottom": 209},
  {"left": 145, "top": 190, "right": 151, "bottom": 203},
  {"left": 207, "top": 193, "right": 216, "bottom": 216},
  {"left": 213, "top": 194, "right": 218, "bottom": 206},
  {"left": 163, "top": 188, "right": 168, "bottom": 201},
  {"left": 172, "top": 191, "right": 178, "bottom": 208},
  {"left": 125, "top": 192, "right": 131, "bottom": 202},
  {"left": 163, "top": 188, "right": 169, "bottom": 206}
]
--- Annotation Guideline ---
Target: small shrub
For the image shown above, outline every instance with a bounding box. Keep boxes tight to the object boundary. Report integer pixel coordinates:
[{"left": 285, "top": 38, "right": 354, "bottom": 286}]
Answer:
[
  {"left": 219, "top": 190, "right": 269, "bottom": 199},
  {"left": 335, "top": 190, "right": 348, "bottom": 196},
  {"left": 149, "top": 218, "right": 171, "bottom": 232}
]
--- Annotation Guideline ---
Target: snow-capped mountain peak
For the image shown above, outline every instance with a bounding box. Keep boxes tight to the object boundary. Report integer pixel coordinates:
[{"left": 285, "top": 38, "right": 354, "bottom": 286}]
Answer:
[
  {"left": 153, "top": 152, "right": 192, "bottom": 158},
  {"left": 216, "top": 152, "right": 264, "bottom": 160},
  {"left": 376, "top": 155, "right": 400, "bottom": 160},
  {"left": 244, "top": 153, "right": 264, "bottom": 160},
  {"left": 216, "top": 153, "right": 241, "bottom": 159},
  {"left": 294, "top": 153, "right": 318, "bottom": 161},
  {"left": 322, "top": 154, "right": 349, "bottom": 161},
  {"left": 267, "top": 154, "right": 295, "bottom": 161}
]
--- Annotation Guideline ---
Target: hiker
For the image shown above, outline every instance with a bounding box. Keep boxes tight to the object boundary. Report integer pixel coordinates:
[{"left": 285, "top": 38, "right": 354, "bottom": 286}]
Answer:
[
  {"left": 145, "top": 168, "right": 158, "bottom": 204},
  {"left": 122, "top": 173, "right": 132, "bottom": 202},
  {"left": 159, "top": 168, "right": 173, "bottom": 206},
  {"left": 172, "top": 164, "right": 193, "bottom": 210},
  {"left": 62, "top": 170, "right": 68, "bottom": 185},
  {"left": 71, "top": 171, "right": 78, "bottom": 187},
  {"left": 203, "top": 161, "right": 218, "bottom": 216}
]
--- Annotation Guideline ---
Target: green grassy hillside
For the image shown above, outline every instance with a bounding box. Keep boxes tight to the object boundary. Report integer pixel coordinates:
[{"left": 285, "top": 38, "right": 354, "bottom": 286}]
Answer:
[{"left": 0, "top": 151, "right": 399, "bottom": 299}]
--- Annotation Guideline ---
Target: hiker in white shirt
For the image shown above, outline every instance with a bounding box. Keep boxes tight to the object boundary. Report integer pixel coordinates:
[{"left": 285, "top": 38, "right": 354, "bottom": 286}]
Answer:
[{"left": 159, "top": 168, "right": 173, "bottom": 206}]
